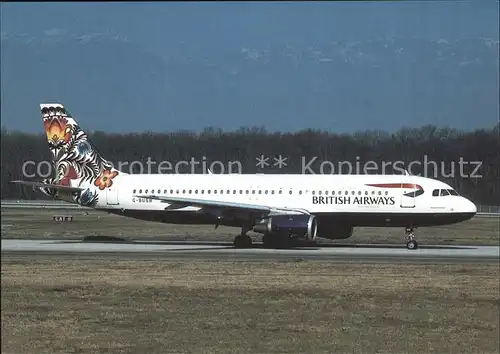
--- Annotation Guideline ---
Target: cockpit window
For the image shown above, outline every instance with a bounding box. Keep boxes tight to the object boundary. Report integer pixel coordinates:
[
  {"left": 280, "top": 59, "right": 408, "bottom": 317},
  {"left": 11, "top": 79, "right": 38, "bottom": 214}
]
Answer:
[
  {"left": 433, "top": 188, "right": 459, "bottom": 197},
  {"left": 440, "top": 189, "right": 450, "bottom": 196}
]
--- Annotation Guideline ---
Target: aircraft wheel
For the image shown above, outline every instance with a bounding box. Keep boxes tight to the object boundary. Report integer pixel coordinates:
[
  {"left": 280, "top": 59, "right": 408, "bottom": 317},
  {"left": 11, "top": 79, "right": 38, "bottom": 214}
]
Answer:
[
  {"left": 234, "top": 235, "right": 252, "bottom": 249},
  {"left": 262, "top": 234, "right": 273, "bottom": 248},
  {"left": 406, "top": 240, "right": 418, "bottom": 250},
  {"left": 275, "top": 233, "right": 293, "bottom": 249},
  {"left": 262, "top": 233, "right": 295, "bottom": 249}
]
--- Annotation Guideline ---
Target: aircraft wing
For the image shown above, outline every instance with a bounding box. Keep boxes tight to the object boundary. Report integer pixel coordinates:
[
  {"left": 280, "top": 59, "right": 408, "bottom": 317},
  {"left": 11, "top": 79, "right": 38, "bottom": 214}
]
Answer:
[
  {"left": 11, "top": 180, "right": 85, "bottom": 193},
  {"left": 134, "top": 195, "right": 310, "bottom": 216}
]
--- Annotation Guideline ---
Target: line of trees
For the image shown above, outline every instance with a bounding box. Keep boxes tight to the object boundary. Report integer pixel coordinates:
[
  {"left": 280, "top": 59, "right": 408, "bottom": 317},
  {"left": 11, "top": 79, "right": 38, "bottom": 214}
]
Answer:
[{"left": 1, "top": 124, "right": 499, "bottom": 205}]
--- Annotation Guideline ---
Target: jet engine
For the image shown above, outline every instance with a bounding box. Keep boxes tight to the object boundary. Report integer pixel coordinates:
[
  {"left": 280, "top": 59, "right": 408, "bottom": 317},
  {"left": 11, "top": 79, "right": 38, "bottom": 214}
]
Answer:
[{"left": 253, "top": 215, "right": 318, "bottom": 240}]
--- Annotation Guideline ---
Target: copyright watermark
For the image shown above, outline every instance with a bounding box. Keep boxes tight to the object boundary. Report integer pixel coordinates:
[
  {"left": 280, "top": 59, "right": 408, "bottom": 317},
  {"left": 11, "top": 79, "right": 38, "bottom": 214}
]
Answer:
[
  {"left": 20, "top": 155, "right": 483, "bottom": 179},
  {"left": 21, "top": 157, "right": 243, "bottom": 177},
  {"left": 299, "top": 155, "right": 483, "bottom": 178}
]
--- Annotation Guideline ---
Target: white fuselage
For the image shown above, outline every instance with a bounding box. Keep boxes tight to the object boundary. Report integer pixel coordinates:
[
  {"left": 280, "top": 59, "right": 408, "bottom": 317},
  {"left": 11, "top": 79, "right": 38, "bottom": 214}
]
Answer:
[{"left": 92, "top": 173, "right": 476, "bottom": 218}]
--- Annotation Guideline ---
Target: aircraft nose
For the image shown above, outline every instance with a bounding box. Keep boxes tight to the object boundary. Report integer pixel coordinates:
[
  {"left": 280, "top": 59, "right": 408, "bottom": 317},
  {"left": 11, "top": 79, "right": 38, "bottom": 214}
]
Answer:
[{"left": 463, "top": 198, "right": 477, "bottom": 214}]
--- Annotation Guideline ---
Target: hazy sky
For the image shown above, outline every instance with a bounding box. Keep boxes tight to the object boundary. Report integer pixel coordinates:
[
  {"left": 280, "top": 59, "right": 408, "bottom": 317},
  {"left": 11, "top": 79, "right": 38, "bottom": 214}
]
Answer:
[
  {"left": 3, "top": 2, "right": 498, "bottom": 42},
  {"left": 1, "top": 2, "right": 498, "bottom": 133}
]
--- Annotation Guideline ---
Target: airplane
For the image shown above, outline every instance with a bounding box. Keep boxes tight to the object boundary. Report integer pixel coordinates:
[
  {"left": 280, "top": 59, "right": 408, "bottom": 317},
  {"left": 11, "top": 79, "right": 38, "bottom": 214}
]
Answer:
[{"left": 12, "top": 103, "right": 477, "bottom": 250}]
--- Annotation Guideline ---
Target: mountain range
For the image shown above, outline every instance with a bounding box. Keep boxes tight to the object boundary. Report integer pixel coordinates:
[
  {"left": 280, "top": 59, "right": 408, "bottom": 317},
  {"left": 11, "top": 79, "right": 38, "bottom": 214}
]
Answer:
[{"left": 1, "top": 31, "right": 498, "bottom": 133}]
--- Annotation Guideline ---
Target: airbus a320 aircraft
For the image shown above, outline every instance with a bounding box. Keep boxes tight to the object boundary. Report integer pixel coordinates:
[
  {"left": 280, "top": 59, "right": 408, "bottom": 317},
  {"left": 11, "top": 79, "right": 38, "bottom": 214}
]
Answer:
[{"left": 13, "top": 103, "right": 477, "bottom": 250}]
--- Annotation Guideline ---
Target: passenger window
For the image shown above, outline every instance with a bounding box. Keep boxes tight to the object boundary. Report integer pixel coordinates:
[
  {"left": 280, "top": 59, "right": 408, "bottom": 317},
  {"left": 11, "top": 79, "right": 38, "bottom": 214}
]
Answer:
[
  {"left": 133, "top": 189, "right": 136, "bottom": 194},
  {"left": 432, "top": 189, "right": 439, "bottom": 196}
]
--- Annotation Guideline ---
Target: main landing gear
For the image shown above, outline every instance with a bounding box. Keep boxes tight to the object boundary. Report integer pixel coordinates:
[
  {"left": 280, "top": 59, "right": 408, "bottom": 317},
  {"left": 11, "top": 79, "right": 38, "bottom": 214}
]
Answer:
[
  {"left": 233, "top": 225, "right": 253, "bottom": 248},
  {"left": 405, "top": 227, "right": 418, "bottom": 250},
  {"left": 262, "top": 232, "right": 296, "bottom": 249}
]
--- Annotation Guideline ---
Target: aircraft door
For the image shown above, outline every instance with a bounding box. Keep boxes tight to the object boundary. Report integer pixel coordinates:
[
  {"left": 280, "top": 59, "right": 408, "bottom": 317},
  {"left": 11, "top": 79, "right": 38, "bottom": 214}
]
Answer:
[
  {"left": 400, "top": 183, "right": 416, "bottom": 208},
  {"left": 106, "top": 186, "right": 119, "bottom": 205}
]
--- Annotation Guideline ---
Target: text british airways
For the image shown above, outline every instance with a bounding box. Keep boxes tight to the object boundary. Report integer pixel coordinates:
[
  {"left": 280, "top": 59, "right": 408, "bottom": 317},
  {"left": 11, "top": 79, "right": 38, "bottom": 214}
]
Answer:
[{"left": 312, "top": 196, "right": 396, "bottom": 205}]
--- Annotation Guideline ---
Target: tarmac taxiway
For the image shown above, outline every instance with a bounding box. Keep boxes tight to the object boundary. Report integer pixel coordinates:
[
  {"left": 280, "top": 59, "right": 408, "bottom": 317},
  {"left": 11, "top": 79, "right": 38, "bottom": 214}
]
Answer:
[{"left": 1, "top": 239, "right": 498, "bottom": 264}]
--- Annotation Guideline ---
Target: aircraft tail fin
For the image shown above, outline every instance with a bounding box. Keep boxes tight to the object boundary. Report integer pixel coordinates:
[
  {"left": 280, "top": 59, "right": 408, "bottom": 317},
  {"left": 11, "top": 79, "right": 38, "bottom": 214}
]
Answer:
[
  {"left": 12, "top": 103, "right": 125, "bottom": 205},
  {"left": 40, "top": 103, "right": 125, "bottom": 189}
]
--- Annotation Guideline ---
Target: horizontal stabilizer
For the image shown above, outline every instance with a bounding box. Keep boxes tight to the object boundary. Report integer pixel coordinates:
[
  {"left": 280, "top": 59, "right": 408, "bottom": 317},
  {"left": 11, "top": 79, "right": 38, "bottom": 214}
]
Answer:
[{"left": 11, "top": 180, "right": 85, "bottom": 193}]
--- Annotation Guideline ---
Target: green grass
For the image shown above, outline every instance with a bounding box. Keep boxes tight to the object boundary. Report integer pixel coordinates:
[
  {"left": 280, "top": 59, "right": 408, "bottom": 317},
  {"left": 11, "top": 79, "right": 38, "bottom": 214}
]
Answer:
[
  {"left": 1, "top": 260, "right": 499, "bottom": 354},
  {"left": 1, "top": 208, "right": 499, "bottom": 245}
]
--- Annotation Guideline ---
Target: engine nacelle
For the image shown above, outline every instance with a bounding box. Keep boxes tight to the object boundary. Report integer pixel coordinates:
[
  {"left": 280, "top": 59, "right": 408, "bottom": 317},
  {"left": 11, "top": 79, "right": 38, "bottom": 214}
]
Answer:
[{"left": 253, "top": 215, "right": 318, "bottom": 241}]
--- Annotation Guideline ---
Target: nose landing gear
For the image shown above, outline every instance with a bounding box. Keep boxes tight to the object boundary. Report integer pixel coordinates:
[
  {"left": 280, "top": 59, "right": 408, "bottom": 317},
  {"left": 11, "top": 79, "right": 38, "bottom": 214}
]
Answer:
[{"left": 405, "top": 227, "right": 418, "bottom": 250}]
